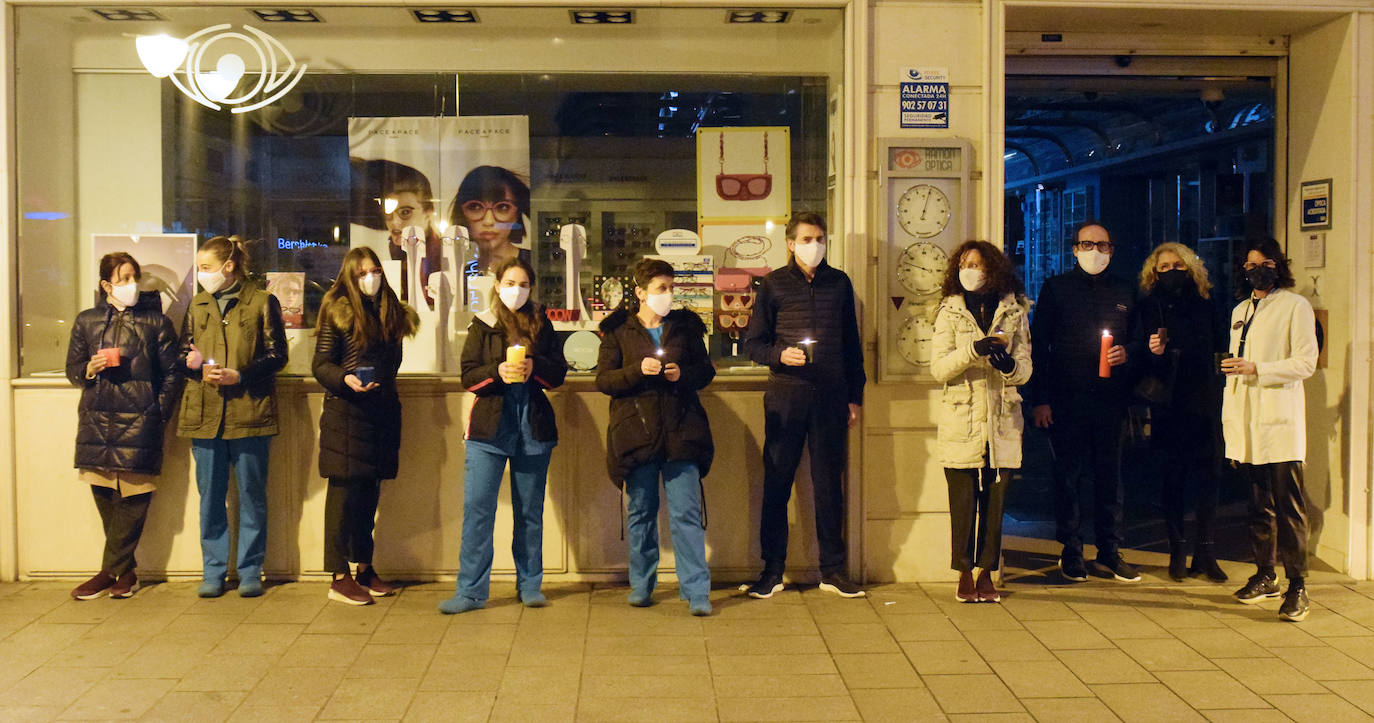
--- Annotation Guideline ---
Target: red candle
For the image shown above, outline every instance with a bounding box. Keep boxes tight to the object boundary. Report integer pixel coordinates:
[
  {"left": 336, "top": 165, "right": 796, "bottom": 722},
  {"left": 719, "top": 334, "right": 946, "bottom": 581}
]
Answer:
[{"left": 1099, "top": 329, "right": 1113, "bottom": 378}]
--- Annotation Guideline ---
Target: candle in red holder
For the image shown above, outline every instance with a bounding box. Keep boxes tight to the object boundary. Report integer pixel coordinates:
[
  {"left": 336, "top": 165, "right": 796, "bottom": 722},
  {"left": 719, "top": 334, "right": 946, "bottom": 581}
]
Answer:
[{"left": 1099, "top": 329, "right": 1113, "bottom": 378}]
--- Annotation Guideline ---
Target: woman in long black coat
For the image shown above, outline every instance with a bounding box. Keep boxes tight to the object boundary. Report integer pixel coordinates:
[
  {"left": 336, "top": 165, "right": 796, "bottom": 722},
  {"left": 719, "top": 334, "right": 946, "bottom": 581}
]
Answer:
[
  {"left": 313, "top": 247, "right": 418, "bottom": 605},
  {"left": 1135, "top": 242, "right": 1226, "bottom": 583},
  {"left": 65, "top": 251, "right": 181, "bottom": 600}
]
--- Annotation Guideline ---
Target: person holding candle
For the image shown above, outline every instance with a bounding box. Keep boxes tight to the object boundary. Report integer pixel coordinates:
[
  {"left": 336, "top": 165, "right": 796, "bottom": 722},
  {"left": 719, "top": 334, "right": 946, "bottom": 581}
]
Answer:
[
  {"left": 596, "top": 258, "right": 716, "bottom": 615},
  {"left": 1223, "top": 238, "right": 1318, "bottom": 622},
  {"left": 741, "top": 212, "right": 867, "bottom": 599},
  {"left": 441, "top": 256, "right": 567, "bottom": 614},
  {"left": 930, "top": 241, "right": 1031, "bottom": 603},
  {"left": 1134, "top": 243, "right": 1227, "bottom": 583},
  {"left": 178, "top": 236, "right": 289, "bottom": 598},
  {"left": 65, "top": 252, "right": 182, "bottom": 600},
  {"left": 1029, "top": 221, "right": 1142, "bottom": 583},
  {"left": 313, "top": 248, "right": 419, "bottom": 605}
]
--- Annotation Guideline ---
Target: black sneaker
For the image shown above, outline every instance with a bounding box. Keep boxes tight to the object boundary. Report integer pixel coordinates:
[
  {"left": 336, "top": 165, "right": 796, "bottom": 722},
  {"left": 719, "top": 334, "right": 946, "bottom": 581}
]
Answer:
[
  {"left": 743, "top": 570, "right": 784, "bottom": 599},
  {"left": 1279, "top": 583, "right": 1310, "bottom": 622},
  {"left": 1094, "top": 555, "right": 1141, "bottom": 582},
  {"left": 1234, "top": 572, "right": 1281, "bottom": 604},
  {"left": 1059, "top": 555, "right": 1088, "bottom": 582},
  {"left": 818, "top": 573, "right": 865, "bottom": 598}
]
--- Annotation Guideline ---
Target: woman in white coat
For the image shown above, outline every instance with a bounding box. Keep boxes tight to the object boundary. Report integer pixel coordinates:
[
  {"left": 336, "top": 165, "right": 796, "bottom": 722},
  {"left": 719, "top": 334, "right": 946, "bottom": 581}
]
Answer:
[
  {"left": 931, "top": 241, "right": 1032, "bottom": 603},
  {"left": 1222, "top": 238, "right": 1318, "bottom": 622}
]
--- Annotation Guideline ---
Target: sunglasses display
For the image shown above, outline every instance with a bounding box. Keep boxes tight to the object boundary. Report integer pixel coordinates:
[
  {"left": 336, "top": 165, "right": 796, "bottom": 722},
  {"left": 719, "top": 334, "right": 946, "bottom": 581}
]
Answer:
[{"left": 716, "top": 131, "right": 773, "bottom": 201}]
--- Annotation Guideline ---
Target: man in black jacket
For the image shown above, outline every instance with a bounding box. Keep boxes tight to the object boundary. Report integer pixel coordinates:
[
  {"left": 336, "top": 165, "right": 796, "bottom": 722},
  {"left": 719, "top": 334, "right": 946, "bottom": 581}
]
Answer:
[
  {"left": 1030, "top": 221, "right": 1142, "bottom": 583},
  {"left": 741, "top": 212, "right": 866, "bottom": 598}
]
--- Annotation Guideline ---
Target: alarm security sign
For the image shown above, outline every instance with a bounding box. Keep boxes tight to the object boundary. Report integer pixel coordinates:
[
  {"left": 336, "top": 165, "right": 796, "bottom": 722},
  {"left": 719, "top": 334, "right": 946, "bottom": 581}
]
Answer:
[{"left": 899, "top": 68, "right": 949, "bottom": 129}]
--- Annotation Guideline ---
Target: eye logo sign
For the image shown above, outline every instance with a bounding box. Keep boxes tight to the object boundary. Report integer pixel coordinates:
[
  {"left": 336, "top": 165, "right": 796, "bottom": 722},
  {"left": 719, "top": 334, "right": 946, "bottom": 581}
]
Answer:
[{"left": 136, "top": 25, "right": 307, "bottom": 113}]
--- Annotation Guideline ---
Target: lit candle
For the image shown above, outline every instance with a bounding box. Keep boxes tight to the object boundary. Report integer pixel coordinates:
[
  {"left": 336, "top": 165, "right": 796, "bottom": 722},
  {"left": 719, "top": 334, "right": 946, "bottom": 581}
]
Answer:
[
  {"left": 506, "top": 345, "right": 526, "bottom": 366},
  {"left": 1099, "top": 330, "right": 1113, "bottom": 378},
  {"left": 655, "top": 348, "right": 665, "bottom": 358},
  {"left": 799, "top": 338, "right": 816, "bottom": 364}
]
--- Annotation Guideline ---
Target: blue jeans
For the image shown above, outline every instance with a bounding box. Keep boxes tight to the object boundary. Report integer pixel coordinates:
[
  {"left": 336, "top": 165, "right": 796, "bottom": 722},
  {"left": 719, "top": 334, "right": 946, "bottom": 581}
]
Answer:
[
  {"left": 457, "top": 445, "right": 552, "bottom": 602},
  {"left": 625, "top": 460, "right": 710, "bottom": 601},
  {"left": 191, "top": 436, "right": 272, "bottom": 583}
]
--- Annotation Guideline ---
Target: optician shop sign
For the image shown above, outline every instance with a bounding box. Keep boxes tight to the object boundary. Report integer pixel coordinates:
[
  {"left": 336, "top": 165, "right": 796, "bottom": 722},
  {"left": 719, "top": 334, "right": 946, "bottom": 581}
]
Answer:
[
  {"left": 899, "top": 68, "right": 949, "bottom": 129},
  {"left": 1300, "top": 179, "right": 1332, "bottom": 231}
]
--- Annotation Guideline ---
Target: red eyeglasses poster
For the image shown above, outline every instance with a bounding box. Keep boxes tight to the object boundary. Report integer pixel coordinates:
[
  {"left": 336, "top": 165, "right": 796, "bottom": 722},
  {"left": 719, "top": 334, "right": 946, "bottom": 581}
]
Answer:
[{"left": 695, "top": 126, "right": 791, "bottom": 223}]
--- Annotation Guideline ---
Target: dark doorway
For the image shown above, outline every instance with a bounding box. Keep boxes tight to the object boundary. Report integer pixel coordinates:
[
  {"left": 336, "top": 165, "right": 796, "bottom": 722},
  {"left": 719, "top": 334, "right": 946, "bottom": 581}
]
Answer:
[{"left": 1003, "top": 69, "right": 1276, "bottom": 566}]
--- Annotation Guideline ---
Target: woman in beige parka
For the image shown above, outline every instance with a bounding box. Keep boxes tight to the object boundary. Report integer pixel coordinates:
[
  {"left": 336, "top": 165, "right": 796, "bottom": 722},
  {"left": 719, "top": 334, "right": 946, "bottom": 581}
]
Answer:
[{"left": 930, "top": 241, "right": 1032, "bottom": 603}]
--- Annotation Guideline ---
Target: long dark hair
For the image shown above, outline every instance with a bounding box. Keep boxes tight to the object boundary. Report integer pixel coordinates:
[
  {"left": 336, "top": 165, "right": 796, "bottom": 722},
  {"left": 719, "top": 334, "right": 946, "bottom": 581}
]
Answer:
[
  {"left": 939, "top": 240, "right": 1024, "bottom": 299},
  {"left": 489, "top": 256, "right": 544, "bottom": 346},
  {"left": 1236, "top": 237, "right": 1296, "bottom": 299},
  {"left": 451, "top": 165, "right": 531, "bottom": 244},
  {"left": 317, "top": 247, "right": 416, "bottom": 347}
]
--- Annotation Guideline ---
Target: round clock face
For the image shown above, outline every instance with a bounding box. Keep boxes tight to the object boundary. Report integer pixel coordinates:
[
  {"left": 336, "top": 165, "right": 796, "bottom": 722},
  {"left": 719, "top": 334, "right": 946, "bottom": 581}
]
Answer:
[
  {"left": 897, "top": 313, "right": 935, "bottom": 367},
  {"left": 896, "top": 242, "right": 948, "bottom": 296},
  {"left": 601, "top": 277, "right": 624, "bottom": 310},
  {"left": 897, "top": 183, "right": 952, "bottom": 239},
  {"left": 563, "top": 330, "right": 600, "bottom": 372}
]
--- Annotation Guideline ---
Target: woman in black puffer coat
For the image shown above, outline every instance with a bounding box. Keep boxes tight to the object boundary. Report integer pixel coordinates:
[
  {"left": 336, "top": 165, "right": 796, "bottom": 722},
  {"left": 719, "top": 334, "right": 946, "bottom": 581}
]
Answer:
[
  {"left": 65, "top": 252, "right": 182, "bottom": 601},
  {"left": 313, "top": 247, "right": 418, "bottom": 605},
  {"left": 596, "top": 258, "right": 715, "bottom": 615}
]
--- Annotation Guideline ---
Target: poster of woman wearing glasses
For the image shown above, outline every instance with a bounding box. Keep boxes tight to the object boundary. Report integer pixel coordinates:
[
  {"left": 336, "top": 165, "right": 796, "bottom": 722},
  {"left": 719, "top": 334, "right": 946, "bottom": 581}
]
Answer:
[{"left": 349, "top": 115, "right": 531, "bottom": 372}]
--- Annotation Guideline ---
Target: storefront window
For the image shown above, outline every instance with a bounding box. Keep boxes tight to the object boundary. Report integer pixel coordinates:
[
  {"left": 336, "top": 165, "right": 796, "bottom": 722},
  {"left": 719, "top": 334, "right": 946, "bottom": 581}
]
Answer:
[{"left": 16, "top": 5, "right": 843, "bottom": 376}]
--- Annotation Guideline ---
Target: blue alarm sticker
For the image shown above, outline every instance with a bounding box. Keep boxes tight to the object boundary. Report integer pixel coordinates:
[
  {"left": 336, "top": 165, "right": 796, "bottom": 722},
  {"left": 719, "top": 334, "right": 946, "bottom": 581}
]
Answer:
[{"left": 900, "top": 68, "right": 949, "bottom": 129}]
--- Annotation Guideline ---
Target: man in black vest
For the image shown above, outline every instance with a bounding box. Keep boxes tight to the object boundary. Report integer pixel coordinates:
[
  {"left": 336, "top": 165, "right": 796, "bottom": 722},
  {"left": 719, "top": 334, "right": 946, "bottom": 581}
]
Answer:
[
  {"left": 741, "top": 212, "right": 866, "bottom": 598},
  {"left": 1030, "top": 221, "right": 1142, "bottom": 583}
]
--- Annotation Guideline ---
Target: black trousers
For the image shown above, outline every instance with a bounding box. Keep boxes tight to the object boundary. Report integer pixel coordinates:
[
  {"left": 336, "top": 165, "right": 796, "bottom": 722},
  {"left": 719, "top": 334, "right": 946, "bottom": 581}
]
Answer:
[
  {"left": 324, "top": 477, "right": 381, "bottom": 574},
  {"left": 1154, "top": 412, "right": 1219, "bottom": 548},
  {"left": 760, "top": 384, "right": 849, "bottom": 575},
  {"left": 1240, "top": 461, "right": 1309, "bottom": 578},
  {"left": 1050, "top": 402, "right": 1126, "bottom": 561},
  {"left": 90, "top": 486, "right": 152, "bottom": 578},
  {"left": 944, "top": 465, "right": 1009, "bottom": 572}
]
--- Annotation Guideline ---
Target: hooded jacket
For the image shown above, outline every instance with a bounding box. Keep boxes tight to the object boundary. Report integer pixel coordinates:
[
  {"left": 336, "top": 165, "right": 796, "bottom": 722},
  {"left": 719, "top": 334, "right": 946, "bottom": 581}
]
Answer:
[
  {"left": 596, "top": 308, "right": 715, "bottom": 486},
  {"left": 313, "top": 297, "right": 420, "bottom": 481},
  {"left": 930, "top": 293, "right": 1032, "bottom": 469},
  {"left": 176, "top": 281, "right": 289, "bottom": 439},
  {"left": 66, "top": 291, "right": 182, "bottom": 474},
  {"left": 461, "top": 306, "right": 567, "bottom": 444}
]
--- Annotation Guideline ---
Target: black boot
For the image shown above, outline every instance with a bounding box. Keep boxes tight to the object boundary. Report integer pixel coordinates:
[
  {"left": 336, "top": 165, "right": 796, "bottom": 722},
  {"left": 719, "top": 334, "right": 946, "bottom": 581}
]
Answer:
[
  {"left": 1188, "top": 543, "right": 1228, "bottom": 583},
  {"left": 1168, "top": 542, "right": 1188, "bottom": 582}
]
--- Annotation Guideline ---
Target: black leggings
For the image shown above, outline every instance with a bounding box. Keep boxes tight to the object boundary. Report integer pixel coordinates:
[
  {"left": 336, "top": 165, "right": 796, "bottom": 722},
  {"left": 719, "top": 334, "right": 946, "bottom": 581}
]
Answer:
[
  {"left": 90, "top": 486, "right": 152, "bottom": 577},
  {"left": 324, "top": 478, "right": 381, "bottom": 574}
]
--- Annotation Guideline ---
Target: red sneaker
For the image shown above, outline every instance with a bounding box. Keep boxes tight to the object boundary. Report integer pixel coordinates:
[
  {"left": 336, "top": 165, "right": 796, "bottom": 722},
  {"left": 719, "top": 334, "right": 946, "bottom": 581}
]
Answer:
[
  {"left": 72, "top": 571, "right": 116, "bottom": 600},
  {"left": 109, "top": 570, "right": 140, "bottom": 599},
  {"left": 355, "top": 566, "right": 397, "bottom": 597},
  {"left": 328, "top": 573, "right": 374, "bottom": 606}
]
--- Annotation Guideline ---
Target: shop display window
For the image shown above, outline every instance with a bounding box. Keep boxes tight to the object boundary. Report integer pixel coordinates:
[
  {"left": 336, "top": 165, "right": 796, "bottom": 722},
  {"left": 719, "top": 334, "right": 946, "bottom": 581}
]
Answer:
[{"left": 14, "top": 5, "right": 843, "bottom": 376}]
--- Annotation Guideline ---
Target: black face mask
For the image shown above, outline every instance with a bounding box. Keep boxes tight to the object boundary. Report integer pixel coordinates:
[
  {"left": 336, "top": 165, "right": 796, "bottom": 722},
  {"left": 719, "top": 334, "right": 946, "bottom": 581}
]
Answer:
[
  {"left": 1156, "top": 269, "right": 1192, "bottom": 295},
  {"left": 1245, "top": 265, "right": 1279, "bottom": 292}
]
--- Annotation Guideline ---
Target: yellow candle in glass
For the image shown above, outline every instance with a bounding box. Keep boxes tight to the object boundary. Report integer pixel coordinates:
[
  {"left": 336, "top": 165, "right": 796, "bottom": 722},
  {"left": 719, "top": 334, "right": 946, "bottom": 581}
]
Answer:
[{"left": 506, "top": 345, "right": 526, "bottom": 365}]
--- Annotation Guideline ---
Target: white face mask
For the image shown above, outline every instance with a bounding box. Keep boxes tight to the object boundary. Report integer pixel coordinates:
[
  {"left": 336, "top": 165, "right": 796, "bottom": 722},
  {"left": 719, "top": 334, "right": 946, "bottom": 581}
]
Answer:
[
  {"left": 109, "top": 281, "right": 140, "bottom": 309},
  {"left": 644, "top": 291, "right": 674, "bottom": 318},
  {"left": 959, "top": 268, "right": 986, "bottom": 293},
  {"left": 358, "top": 273, "right": 382, "bottom": 297},
  {"left": 1076, "top": 249, "right": 1110, "bottom": 276},
  {"left": 794, "top": 241, "right": 826, "bottom": 269},
  {"left": 499, "top": 284, "right": 530, "bottom": 312},
  {"left": 198, "top": 261, "right": 229, "bottom": 294}
]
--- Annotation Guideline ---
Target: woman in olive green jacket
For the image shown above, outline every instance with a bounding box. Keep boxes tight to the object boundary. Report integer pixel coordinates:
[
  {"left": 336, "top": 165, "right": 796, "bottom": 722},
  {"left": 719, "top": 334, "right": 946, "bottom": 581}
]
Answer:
[{"left": 177, "top": 236, "right": 288, "bottom": 598}]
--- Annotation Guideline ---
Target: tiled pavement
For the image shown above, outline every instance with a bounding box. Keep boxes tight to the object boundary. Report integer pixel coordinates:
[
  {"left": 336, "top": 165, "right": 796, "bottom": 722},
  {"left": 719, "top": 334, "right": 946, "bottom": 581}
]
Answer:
[{"left": 4, "top": 560, "right": 1374, "bottom": 721}]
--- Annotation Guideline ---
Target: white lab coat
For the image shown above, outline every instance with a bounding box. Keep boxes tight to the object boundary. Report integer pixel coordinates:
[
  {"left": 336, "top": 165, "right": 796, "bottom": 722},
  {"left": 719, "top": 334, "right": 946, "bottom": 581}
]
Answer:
[
  {"left": 1221, "top": 288, "right": 1318, "bottom": 464},
  {"left": 930, "top": 293, "right": 1033, "bottom": 470}
]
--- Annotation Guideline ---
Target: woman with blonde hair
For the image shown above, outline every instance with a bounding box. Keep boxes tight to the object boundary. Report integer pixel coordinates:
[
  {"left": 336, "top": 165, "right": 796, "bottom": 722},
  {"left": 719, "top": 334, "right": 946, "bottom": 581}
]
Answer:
[{"left": 1134, "top": 242, "right": 1226, "bottom": 583}]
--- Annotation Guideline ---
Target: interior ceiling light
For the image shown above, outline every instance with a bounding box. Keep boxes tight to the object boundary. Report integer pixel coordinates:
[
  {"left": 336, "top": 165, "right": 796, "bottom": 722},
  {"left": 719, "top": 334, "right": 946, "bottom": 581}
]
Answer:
[
  {"left": 413, "top": 9, "right": 478, "bottom": 23},
  {"left": 727, "top": 10, "right": 791, "bottom": 23},
  {"left": 89, "top": 8, "right": 164, "bottom": 21},
  {"left": 250, "top": 8, "right": 322, "bottom": 22},
  {"left": 570, "top": 10, "right": 633, "bottom": 24}
]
